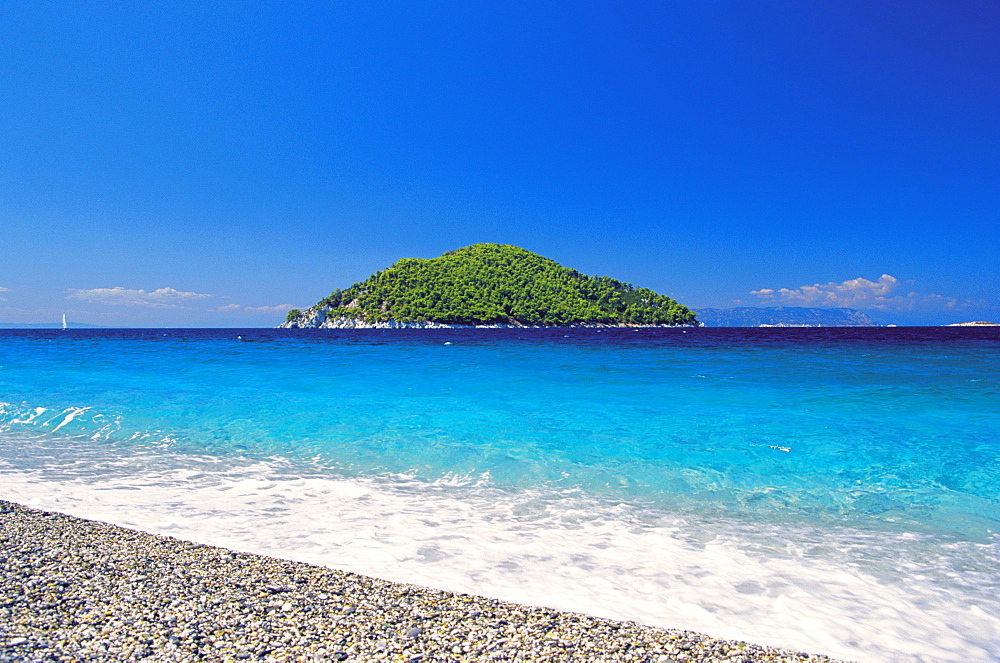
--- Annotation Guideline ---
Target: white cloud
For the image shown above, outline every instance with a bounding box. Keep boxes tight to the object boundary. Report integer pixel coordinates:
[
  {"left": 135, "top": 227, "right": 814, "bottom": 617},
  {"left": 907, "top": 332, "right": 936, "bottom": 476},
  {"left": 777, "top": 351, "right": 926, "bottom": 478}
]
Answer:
[
  {"left": 67, "top": 287, "right": 213, "bottom": 309},
  {"left": 214, "top": 303, "right": 297, "bottom": 314},
  {"left": 0, "top": 286, "right": 8, "bottom": 302},
  {"left": 244, "top": 304, "right": 296, "bottom": 314},
  {"left": 750, "top": 275, "right": 974, "bottom": 311}
]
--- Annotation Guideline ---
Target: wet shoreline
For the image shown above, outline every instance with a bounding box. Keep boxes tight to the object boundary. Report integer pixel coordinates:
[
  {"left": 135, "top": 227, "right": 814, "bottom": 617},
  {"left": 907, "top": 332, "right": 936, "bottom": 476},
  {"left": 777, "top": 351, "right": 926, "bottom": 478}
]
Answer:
[{"left": 0, "top": 500, "right": 846, "bottom": 662}]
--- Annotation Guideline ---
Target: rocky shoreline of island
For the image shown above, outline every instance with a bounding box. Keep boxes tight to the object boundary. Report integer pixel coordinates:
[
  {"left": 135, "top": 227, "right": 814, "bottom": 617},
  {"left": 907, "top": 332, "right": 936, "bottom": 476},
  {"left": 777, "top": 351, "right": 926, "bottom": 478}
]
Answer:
[{"left": 278, "top": 311, "right": 700, "bottom": 329}]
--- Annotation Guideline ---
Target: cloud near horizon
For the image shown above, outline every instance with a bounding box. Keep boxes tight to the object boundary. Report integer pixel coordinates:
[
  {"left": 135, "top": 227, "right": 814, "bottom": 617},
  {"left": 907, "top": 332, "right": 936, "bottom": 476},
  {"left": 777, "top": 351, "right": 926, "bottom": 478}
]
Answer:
[
  {"left": 214, "top": 303, "right": 296, "bottom": 314},
  {"left": 750, "top": 275, "right": 975, "bottom": 311},
  {"left": 64, "top": 287, "right": 296, "bottom": 321},
  {"left": 67, "top": 287, "right": 213, "bottom": 309},
  {"left": 0, "top": 286, "right": 9, "bottom": 302}
]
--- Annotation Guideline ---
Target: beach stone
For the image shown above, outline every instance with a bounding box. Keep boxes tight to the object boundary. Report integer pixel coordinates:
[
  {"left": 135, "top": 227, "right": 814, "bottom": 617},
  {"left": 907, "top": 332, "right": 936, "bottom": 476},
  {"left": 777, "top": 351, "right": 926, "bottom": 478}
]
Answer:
[{"left": 0, "top": 499, "right": 849, "bottom": 663}]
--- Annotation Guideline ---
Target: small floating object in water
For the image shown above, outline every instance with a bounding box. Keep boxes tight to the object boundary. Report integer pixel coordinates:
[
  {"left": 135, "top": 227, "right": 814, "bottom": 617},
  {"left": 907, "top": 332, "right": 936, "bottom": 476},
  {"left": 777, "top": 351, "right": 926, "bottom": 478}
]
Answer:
[{"left": 443, "top": 341, "right": 452, "bottom": 345}]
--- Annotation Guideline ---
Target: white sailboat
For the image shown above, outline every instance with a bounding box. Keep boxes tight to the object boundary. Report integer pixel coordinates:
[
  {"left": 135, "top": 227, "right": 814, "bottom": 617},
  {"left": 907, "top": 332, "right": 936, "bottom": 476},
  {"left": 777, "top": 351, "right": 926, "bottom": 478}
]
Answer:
[{"left": 62, "top": 313, "right": 67, "bottom": 330}]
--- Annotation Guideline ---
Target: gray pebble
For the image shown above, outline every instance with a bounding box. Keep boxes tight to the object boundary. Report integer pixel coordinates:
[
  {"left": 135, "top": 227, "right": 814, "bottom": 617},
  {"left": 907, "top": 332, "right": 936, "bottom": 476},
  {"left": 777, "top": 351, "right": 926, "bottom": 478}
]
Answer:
[{"left": 0, "top": 500, "right": 851, "bottom": 662}]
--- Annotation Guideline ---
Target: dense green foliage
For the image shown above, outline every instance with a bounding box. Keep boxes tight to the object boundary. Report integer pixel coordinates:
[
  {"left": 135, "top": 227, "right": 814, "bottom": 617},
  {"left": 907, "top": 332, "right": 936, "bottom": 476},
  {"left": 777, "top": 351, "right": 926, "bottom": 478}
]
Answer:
[
  {"left": 294, "top": 244, "right": 697, "bottom": 326},
  {"left": 285, "top": 308, "right": 302, "bottom": 322}
]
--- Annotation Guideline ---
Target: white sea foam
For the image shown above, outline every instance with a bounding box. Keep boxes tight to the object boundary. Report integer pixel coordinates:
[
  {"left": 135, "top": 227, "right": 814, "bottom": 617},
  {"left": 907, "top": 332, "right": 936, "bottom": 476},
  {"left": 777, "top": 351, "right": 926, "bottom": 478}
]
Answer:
[
  {"left": 1, "top": 435, "right": 998, "bottom": 662},
  {"left": 9, "top": 406, "right": 48, "bottom": 425},
  {"left": 49, "top": 406, "right": 92, "bottom": 432}
]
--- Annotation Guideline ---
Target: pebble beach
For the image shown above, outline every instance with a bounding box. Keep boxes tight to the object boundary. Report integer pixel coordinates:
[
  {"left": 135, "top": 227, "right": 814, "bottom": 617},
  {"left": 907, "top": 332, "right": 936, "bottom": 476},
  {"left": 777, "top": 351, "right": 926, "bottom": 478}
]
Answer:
[{"left": 0, "top": 500, "right": 847, "bottom": 663}]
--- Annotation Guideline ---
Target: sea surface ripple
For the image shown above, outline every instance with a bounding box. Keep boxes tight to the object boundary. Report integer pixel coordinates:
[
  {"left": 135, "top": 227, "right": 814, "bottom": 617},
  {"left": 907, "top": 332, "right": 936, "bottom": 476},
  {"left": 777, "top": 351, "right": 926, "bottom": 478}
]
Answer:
[{"left": 1, "top": 327, "right": 998, "bottom": 661}]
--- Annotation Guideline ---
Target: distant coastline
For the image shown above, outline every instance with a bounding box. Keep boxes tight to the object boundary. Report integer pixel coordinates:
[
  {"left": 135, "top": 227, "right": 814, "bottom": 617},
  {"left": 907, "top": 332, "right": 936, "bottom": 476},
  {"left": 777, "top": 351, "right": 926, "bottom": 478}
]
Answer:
[{"left": 693, "top": 306, "right": 877, "bottom": 328}]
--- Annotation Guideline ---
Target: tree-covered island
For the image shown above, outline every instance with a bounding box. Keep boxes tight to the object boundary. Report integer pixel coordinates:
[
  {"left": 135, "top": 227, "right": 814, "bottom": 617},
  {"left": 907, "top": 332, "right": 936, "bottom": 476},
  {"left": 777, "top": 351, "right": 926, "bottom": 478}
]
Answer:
[{"left": 280, "top": 243, "right": 698, "bottom": 328}]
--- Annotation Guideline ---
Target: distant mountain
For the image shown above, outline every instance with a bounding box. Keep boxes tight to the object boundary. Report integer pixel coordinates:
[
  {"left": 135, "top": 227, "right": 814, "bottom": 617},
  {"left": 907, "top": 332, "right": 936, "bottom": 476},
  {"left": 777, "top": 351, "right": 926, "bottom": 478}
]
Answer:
[
  {"left": 281, "top": 243, "right": 698, "bottom": 328},
  {"left": 693, "top": 307, "right": 877, "bottom": 327}
]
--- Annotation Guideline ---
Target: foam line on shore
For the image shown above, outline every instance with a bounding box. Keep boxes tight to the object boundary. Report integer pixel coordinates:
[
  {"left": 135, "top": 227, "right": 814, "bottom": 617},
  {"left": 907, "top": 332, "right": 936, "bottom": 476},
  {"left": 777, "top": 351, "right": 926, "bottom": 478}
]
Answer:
[
  {"left": 2, "top": 444, "right": 998, "bottom": 662},
  {"left": 1, "top": 499, "right": 848, "bottom": 662}
]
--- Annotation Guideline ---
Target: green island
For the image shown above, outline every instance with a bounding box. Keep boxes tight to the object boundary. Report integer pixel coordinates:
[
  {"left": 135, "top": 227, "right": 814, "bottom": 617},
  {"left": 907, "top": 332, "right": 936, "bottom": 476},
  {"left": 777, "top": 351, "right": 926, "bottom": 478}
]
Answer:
[{"left": 281, "top": 243, "right": 697, "bottom": 328}]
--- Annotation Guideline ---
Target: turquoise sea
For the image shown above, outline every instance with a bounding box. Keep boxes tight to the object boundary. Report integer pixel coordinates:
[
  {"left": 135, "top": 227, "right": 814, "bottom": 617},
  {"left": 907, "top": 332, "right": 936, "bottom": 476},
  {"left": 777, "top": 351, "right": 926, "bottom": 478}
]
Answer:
[{"left": 1, "top": 327, "right": 998, "bottom": 661}]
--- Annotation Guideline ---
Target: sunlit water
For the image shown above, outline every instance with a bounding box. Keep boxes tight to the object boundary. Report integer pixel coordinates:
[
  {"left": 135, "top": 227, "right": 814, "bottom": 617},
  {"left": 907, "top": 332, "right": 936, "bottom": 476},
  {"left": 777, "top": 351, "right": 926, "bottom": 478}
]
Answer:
[{"left": 1, "top": 327, "right": 998, "bottom": 661}]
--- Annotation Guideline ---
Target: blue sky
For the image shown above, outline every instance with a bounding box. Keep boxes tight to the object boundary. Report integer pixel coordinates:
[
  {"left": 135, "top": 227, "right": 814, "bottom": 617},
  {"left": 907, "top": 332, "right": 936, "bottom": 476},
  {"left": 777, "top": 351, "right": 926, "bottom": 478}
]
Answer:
[{"left": 2, "top": 1, "right": 997, "bottom": 326}]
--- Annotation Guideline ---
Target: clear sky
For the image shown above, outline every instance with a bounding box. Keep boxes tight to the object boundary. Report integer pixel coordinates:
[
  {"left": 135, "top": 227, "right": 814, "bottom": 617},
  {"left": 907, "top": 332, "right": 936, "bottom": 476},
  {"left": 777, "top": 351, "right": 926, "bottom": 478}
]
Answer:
[{"left": 2, "top": 1, "right": 998, "bottom": 327}]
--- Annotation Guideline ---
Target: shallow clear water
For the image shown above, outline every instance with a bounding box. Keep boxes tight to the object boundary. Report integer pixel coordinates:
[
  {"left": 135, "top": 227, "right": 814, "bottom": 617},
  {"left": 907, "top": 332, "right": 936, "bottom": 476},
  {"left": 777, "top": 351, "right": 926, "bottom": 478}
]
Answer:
[{"left": 1, "top": 327, "right": 998, "bottom": 661}]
